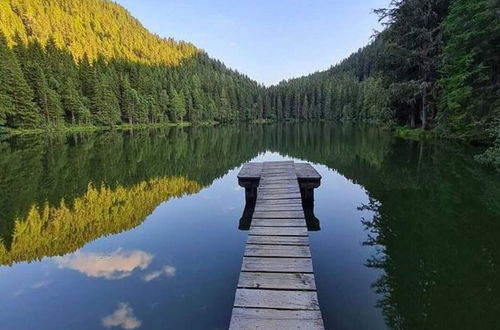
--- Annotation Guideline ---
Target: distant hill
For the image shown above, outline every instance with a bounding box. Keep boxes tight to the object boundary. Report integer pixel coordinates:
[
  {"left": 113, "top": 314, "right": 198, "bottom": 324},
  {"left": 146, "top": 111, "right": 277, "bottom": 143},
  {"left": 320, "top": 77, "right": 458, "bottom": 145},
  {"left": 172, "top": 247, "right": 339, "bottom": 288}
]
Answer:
[{"left": 0, "top": 0, "right": 198, "bottom": 65}]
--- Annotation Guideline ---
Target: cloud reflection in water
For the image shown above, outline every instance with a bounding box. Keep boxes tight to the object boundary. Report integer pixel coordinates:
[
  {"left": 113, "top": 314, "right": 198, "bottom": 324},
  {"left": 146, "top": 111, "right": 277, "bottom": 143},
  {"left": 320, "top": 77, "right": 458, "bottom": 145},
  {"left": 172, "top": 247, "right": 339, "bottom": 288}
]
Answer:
[
  {"left": 55, "top": 248, "right": 153, "bottom": 280},
  {"left": 142, "top": 265, "right": 176, "bottom": 282},
  {"left": 102, "top": 302, "right": 142, "bottom": 329}
]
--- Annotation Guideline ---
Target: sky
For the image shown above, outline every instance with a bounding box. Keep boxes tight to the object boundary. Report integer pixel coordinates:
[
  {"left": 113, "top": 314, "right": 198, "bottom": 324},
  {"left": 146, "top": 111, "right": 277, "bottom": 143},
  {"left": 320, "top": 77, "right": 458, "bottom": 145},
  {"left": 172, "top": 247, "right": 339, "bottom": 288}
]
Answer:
[{"left": 115, "top": 0, "right": 390, "bottom": 86}]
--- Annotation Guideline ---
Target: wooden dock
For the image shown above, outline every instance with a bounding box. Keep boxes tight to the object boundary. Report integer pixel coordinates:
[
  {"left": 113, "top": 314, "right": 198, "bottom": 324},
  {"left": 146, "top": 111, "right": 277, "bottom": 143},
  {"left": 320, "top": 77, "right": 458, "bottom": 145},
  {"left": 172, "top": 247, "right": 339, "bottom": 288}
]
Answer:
[{"left": 230, "top": 161, "right": 324, "bottom": 329}]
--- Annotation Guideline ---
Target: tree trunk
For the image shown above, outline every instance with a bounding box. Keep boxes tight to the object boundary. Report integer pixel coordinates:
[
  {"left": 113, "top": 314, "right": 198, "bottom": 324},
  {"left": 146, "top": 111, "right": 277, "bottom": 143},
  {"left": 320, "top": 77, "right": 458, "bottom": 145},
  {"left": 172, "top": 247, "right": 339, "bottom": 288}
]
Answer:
[
  {"left": 421, "top": 86, "right": 428, "bottom": 130},
  {"left": 409, "top": 109, "right": 416, "bottom": 127}
]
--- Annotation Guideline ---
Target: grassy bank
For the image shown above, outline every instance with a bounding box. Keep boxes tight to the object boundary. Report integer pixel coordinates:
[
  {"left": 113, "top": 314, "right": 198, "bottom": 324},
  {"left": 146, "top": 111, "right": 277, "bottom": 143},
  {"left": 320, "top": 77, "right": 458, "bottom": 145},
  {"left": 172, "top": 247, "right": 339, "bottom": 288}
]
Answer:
[
  {"left": 0, "top": 121, "right": 221, "bottom": 137},
  {"left": 393, "top": 126, "right": 436, "bottom": 141}
]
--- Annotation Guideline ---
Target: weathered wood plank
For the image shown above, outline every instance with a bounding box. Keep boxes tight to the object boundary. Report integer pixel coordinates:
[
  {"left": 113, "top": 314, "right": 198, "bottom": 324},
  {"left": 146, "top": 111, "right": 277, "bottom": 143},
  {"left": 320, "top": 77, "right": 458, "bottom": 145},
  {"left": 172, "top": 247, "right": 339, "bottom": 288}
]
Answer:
[
  {"left": 294, "top": 163, "right": 322, "bottom": 180},
  {"left": 230, "top": 308, "right": 324, "bottom": 330},
  {"left": 237, "top": 272, "right": 316, "bottom": 290},
  {"left": 247, "top": 235, "right": 309, "bottom": 246},
  {"left": 254, "top": 204, "right": 303, "bottom": 212},
  {"left": 254, "top": 205, "right": 302, "bottom": 212},
  {"left": 242, "top": 257, "right": 313, "bottom": 273},
  {"left": 238, "top": 163, "right": 263, "bottom": 179},
  {"left": 234, "top": 289, "right": 320, "bottom": 310},
  {"left": 252, "top": 219, "right": 305, "bottom": 227},
  {"left": 255, "top": 203, "right": 303, "bottom": 210},
  {"left": 256, "top": 198, "right": 303, "bottom": 205},
  {"left": 245, "top": 245, "right": 311, "bottom": 258},
  {"left": 249, "top": 227, "right": 308, "bottom": 236},
  {"left": 253, "top": 210, "right": 304, "bottom": 218},
  {"left": 260, "top": 180, "right": 297, "bottom": 184},
  {"left": 257, "top": 188, "right": 300, "bottom": 193},
  {"left": 257, "top": 194, "right": 302, "bottom": 200},
  {"left": 258, "top": 183, "right": 298, "bottom": 188}
]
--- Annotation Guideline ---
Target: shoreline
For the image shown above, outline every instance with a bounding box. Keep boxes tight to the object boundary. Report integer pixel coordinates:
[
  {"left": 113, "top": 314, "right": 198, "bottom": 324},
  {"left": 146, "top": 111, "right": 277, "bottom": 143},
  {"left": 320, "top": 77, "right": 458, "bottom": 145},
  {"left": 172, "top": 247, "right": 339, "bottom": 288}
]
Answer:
[
  {"left": 0, "top": 121, "right": 221, "bottom": 137},
  {"left": 0, "top": 120, "right": 493, "bottom": 147}
]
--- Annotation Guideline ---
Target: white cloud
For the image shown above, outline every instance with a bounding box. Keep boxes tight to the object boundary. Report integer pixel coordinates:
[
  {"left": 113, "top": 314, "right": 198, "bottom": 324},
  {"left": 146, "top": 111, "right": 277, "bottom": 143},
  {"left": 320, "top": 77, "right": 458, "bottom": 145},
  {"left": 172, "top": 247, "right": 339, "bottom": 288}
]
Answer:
[
  {"left": 32, "top": 280, "right": 51, "bottom": 289},
  {"left": 142, "top": 265, "right": 176, "bottom": 282},
  {"left": 163, "top": 265, "right": 176, "bottom": 277},
  {"left": 56, "top": 249, "right": 153, "bottom": 280},
  {"left": 102, "top": 302, "right": 141, "bottom": 329},
  {"left": 142, "top": 270, "right": 162, "bottom": 282}
]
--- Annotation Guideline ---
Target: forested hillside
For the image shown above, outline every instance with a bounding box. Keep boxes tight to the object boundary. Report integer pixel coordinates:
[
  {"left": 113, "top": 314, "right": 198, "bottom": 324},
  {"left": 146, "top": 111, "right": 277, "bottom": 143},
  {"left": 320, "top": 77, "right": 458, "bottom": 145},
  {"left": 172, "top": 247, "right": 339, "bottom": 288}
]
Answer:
[
  {"left": 0, "top": 0, "right": 264, "bottom": 129},
  {"left": 270, "top": 0, "right": 499, "bottom": 167}
]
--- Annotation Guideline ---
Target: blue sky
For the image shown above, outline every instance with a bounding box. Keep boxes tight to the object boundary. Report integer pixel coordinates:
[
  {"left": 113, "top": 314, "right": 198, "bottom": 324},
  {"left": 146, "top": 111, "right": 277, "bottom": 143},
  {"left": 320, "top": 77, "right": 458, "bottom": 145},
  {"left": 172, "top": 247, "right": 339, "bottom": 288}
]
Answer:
[{"left": 115, "top": 0, "right": 389, "bottom": 85}]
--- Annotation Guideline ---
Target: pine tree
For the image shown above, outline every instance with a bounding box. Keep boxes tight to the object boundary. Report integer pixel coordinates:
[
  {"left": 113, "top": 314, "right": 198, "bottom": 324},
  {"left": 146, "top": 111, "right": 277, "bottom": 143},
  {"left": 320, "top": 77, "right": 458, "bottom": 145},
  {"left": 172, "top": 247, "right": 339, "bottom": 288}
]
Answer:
[
  {"left": 25, "top": 61, "right": 63, "bottom": 125},
  {"left": 0, "top": 33, "right": 40, "bottom": 128},
  {"left": 170, "top": 89, "right": 186, "bottom": 122},
  {"left": 92, "top": 74, "right": 120, "bottom": 126},
  {"left": 439, "top": 0, "right": 500, "bottom": 139}
]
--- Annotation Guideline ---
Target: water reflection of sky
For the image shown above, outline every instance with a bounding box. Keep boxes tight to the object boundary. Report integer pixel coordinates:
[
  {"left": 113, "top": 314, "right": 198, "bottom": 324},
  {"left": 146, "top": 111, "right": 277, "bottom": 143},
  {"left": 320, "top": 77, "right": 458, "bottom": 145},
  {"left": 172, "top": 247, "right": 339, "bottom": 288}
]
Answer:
[{"left": 0, "top": 152, "right": 385, "bottom": 330}]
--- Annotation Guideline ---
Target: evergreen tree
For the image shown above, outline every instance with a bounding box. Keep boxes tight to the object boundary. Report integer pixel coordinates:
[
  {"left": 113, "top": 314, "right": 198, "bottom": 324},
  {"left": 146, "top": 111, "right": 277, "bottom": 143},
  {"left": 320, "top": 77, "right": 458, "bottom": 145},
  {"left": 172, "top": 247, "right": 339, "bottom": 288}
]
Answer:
[
  {"left": 170, "top": 89, "right": 186, "bottom": 122},
  {"left": 92, "top": 74, "right": 120, "bottom": 126},
  {"left": 439, "top": 0, "right": 500, "bottom": 139},
  {"left": 0, "top": 33, "right": 40, "bottom": 128}
]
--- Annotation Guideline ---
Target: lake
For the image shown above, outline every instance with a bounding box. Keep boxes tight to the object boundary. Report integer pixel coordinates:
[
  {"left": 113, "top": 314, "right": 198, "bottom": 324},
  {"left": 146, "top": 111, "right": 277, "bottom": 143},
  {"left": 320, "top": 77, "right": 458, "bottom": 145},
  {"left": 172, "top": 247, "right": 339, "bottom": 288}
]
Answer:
[{"left": 0, "top": 123, "right": 499, "bottom": 330}]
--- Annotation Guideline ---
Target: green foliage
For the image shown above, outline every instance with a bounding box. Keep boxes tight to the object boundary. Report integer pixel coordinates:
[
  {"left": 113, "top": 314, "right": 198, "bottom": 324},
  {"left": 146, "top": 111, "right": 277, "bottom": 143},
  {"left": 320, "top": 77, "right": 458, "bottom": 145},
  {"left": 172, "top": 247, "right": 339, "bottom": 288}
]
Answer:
[
  {"left": 476, "top": 122, "right": 500, "bottom": 171},
  {"left": 0, "top": 0, "right": 198, "bottom": 65},
  {"left": 0, "top": 33, "right": 41, "bottom": 128},
  {"left": 270, "top": 0, "right": 498, "bottom": 169},
  {"left": 439, "top": 0, "right": 500, "bottom": 140}
]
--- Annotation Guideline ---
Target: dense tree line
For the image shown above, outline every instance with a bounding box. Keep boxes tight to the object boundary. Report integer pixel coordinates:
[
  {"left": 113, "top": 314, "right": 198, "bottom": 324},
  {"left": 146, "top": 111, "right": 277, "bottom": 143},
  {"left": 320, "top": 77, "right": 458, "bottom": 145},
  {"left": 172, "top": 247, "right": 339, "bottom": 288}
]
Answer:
[
  {"left": 269, "top": 0, "right": 500, "bottom": 167},
  {"left": 0, "top": 0, "right": 267, "bottom": 129},
  {"left": 0, "top": 33, "right": 265, "bottom": 128}
]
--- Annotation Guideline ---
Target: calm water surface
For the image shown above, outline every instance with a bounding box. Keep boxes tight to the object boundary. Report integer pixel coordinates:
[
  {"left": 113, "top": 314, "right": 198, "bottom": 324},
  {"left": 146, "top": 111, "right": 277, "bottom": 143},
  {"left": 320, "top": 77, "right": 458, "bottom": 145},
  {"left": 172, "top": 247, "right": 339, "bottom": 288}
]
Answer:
[{"left": 0, "top": 123, "right": 499, "bottom": 330}]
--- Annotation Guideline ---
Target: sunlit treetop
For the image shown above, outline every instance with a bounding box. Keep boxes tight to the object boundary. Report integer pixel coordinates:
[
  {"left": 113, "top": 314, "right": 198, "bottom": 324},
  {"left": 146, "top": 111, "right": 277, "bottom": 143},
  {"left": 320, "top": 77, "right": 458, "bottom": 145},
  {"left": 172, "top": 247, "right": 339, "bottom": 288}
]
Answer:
[{"left": 0, "top": 0, "right": 200, "bottom": 65}]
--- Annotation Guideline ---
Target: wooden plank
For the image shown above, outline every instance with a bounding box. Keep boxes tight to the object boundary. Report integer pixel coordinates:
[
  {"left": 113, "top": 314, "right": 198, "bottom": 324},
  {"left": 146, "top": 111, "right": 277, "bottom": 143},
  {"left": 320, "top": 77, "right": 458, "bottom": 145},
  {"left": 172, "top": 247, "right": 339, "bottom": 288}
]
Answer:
[
  {"left": 255, "top": 203, "right": 303, "bottom": 208},
  {"left": 257, "top": 194, "right": 302, "bottom": 200},
  {"left": 234, "top": 289, "right": 320, "bottom": 310},
  {"left": 247, "top": 236, "right": 309, "bottom": 246},
  {"left": 249, "top": 227, "right": 308, "bottom": 236},
  {"left": 256, "top": 198, "right": 302, "bottom": 203},
  {"left": 258, "top": 183, "right": 298, "bottom": 188},
  {"left": 294, "top": 163, "right": 322, "bottom": 180},
  {"left": 245, "top": 245, "right": 311, "bottom": 258},
  {"left": 260, "top": 177, "right": 296, "bottom": 181},
  {"left": 252, "top": 219, "right": 305, "bottom": 227},
  {"left": 238, "top": 272, "right": 316, "bottom": 290},
  {"left": 238, "top": 163, "right": 263, "bottom": 179},
  {"left": 255, "top": 201, "right": 303, "bottom": 207},
  {"left": 242, "top": 257, "right": 313, "bottom": 273},
  {"left": 254, "top": 206, "right": 304, "bottom": 212},
  {"left": 257, "top": 188, "right": 300, "bottom": 193},
  {"left": 253, "top": 211, "right": 304, "bottom": 218},
  {"left": 260, "top": 179, "right": 296, "bottom": 184},
  {"left": 230, "top": 308, "right": 324, "bottom": 330}
]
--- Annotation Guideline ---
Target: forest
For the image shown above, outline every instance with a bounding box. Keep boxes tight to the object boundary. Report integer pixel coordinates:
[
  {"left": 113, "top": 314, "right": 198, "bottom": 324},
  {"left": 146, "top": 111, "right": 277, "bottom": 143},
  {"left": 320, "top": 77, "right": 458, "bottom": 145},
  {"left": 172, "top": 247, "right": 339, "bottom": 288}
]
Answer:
[
  {"left": 0, "top": 0, "right": 498, "bottom": 167},
  {"left": 270, "top": 0, "right": 499, "bottom": 167}
]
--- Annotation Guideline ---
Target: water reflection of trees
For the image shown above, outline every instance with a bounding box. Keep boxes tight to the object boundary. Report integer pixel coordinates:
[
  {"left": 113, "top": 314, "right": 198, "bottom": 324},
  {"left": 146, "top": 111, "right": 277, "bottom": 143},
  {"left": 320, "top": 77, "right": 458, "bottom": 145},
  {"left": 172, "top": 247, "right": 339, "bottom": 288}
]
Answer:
[
  {"left": 0, "top": 126, "right": 263, "bottom": 248},
  {"left": 355, "top": 144, "right": 500, "bottom": 330},
  {"left": 1, "top": 123, "right": 500, "bottom": 330},
  {"left": 0, "top": 177, "right": 200, "bottom": 265}
]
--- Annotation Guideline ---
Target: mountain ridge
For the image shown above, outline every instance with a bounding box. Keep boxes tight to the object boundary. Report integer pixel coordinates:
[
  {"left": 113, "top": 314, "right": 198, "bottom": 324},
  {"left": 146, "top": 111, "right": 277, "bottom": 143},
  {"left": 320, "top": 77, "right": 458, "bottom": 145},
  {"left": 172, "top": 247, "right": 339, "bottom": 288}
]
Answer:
[{"left": 0, "top": 0, "right": 199, "bottom": 66}]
